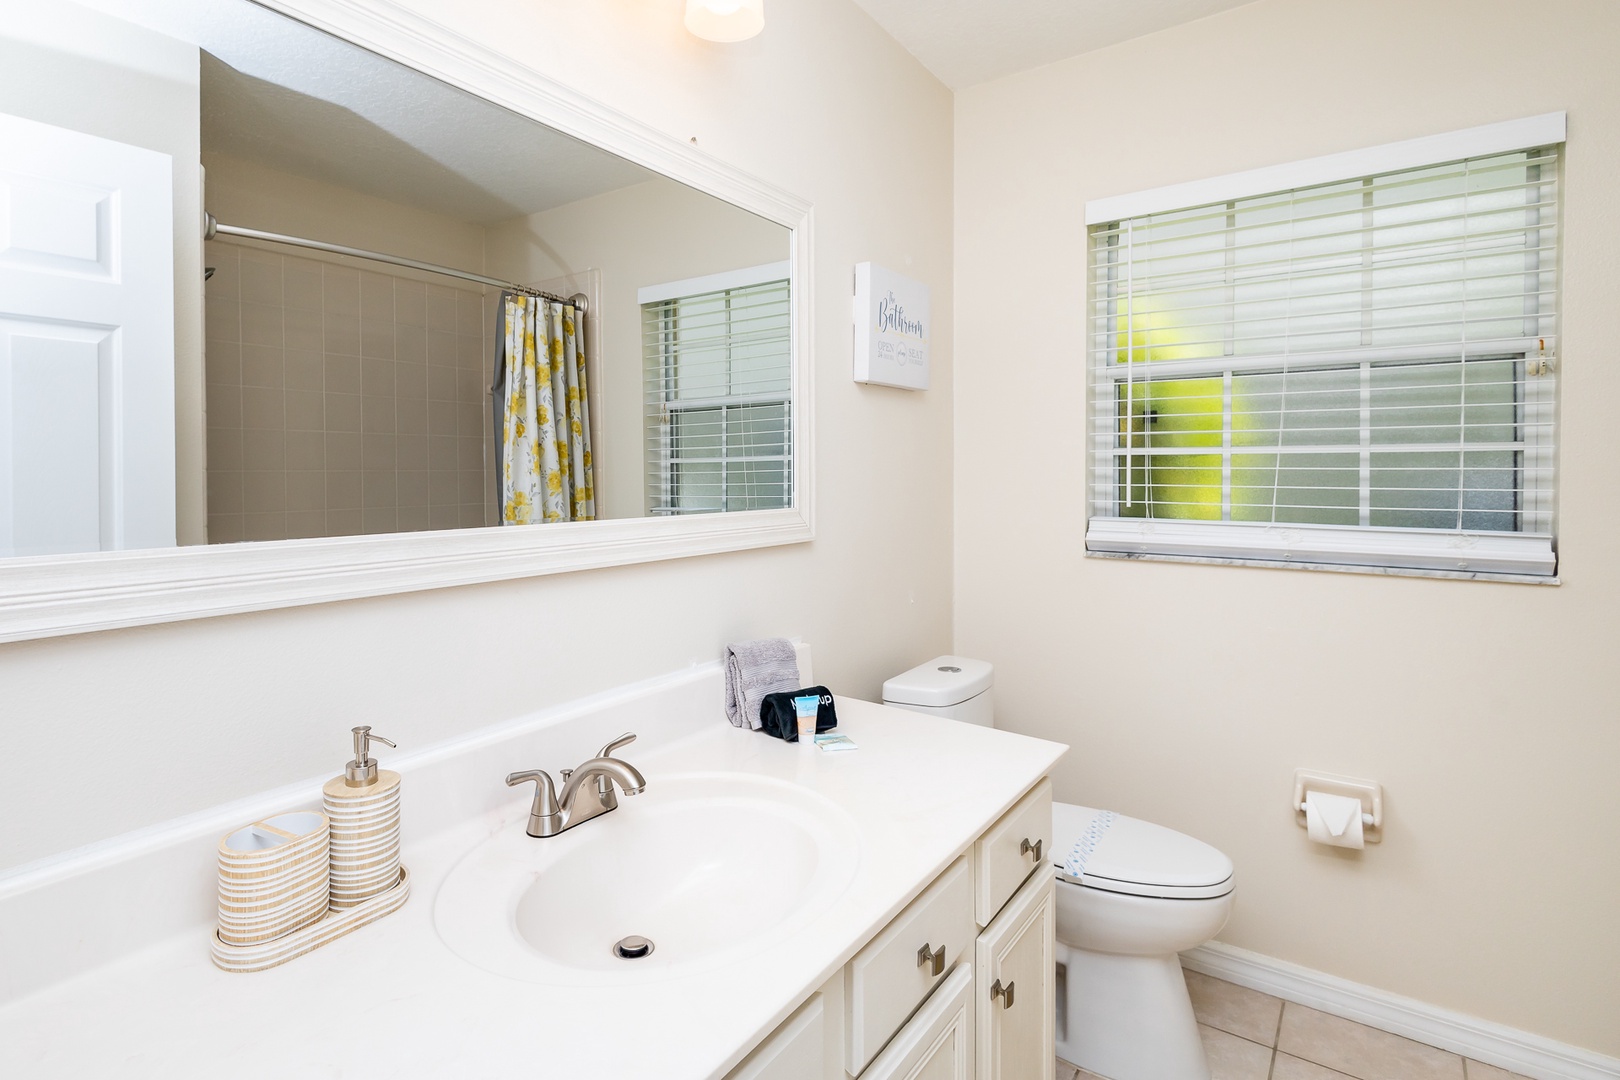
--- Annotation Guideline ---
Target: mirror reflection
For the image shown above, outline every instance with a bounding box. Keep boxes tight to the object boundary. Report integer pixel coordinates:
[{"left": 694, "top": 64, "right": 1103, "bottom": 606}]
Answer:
[{"left": 0, "top": 0, "right": 791, "bottom": 556}]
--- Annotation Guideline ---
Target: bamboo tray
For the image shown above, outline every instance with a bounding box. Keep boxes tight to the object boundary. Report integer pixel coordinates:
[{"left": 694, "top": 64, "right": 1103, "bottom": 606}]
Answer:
[{"left": 210, "top": 867, "right": 410, "bottom": 973}]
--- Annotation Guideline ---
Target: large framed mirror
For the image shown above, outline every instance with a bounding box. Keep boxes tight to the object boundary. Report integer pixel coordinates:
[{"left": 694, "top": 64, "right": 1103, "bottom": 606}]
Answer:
[{"left": 0, "top": 0, "right": 813, "bottom": 641}]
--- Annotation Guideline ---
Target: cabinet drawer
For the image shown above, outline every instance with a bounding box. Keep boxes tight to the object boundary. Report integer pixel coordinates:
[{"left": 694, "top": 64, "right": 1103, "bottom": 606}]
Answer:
[
  {"left": 845, "top": 853, "right": 975, "bottom": 1075},
  {"left": 859, "top": 961, "right": 973, "bottom": 1080},
  {"left": 974, "top": 778, "right": 1051, "bottom": 927}
]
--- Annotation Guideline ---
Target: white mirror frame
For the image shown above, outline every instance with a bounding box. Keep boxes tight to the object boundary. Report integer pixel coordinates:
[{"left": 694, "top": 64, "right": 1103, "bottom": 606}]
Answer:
[{"left": 0, "top": 0, "right": 815, "bottom": 643}]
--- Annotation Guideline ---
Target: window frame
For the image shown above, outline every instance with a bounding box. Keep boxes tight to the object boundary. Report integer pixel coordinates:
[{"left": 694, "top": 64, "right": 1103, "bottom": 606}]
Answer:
[
  {"left": 640, "top": 261, "right": 793, "bottom": 516},
  {"left": 1084, "top": 113, "right": 1564, "bottom": 581}
]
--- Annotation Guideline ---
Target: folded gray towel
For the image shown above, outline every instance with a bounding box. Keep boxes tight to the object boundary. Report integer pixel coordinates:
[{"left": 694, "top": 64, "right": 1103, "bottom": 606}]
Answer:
[{"left": 724, "top": 638, "right": 802, "bottom": 730}]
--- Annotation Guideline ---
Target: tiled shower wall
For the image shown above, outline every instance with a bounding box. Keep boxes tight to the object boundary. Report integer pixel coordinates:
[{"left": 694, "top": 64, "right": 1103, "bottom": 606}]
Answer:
[{"left": 204, "top": 241, "right": 494, "bottom": 542}]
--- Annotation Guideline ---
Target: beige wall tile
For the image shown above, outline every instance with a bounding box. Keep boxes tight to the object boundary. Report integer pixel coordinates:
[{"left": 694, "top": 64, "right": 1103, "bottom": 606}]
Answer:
[
  {"left": 457, "top": 435, "right": 484, "bottom": 471},
  {"left": 426, "top": 287, "right": 457, "bottom": 332},
  {"left": 395, "top": 282, "right": 426, "bottom": 327},
  {"left": 1272, "top": 1053, "right": 1357, "bottom": 1080},
  {"left": 361, "top": 357, "right": 396, "bottom": 398},
  {"left": 285, "top": 390, "right": 324, "bottom": 432},
  {"left": 284, "top": 307, "right": 323, "bottom": 352},
  {"left": 285, "top": 511, "right": 326, "bottom": 540},
  {"left": 285, "top": 431, "right": 324, "bottom": 471},
  {"left": 239, "top": 253, "right": 282, "bottom": 304},
  {"left": 429, "top": 503, "right": 459, "bottom": 530},
  {"left": 1199, "top": 1024, "right": 1272, "bottom": 1080},
  {"left": 239, "top": 301, "right": 282, "bottom": 348},
  {"left": 361, "top": 508, "right": 397, "bottom": 535},
  {"left": 325, "top": 355, "right": 361, "bottom": 396},
  {"left": 361, "top": 320, "right": 395, "bottom": 360},
  {"left": 1463, "top": 1062, "right": 1531, "bottom": 1080},
  {"left": 457, "top": 502, "right": 486, "bottom": 528},
  {"left": 428, "top": 469, "right": 458, "bottom": 507},
  {"left": 207, "top": 471, "right": 243, "bottom": 516},
  {"left": 241, "top": 511, "right": 287, "bottom": 542},
  {"left": 205, "top": 298, "right": 239, "bottom": 342},
  {"left": 284, "top": 349, "right": 323, "bottom": 392},
  {"left": 397, "top": 434, "right": 428, "bottom": 472},
  {"left": 1185, "top": 971, "right": 1284, "bottom": 1047},
  {"left": 428, "top": 399, "right": 457, "bottom": 438},
  {"left": 283, "top": 263, "right": 321, "bottom": 312},
  {"left": 426, "top": 329, "right": 457, "bottom": 367},
  {"left": 1278, "top": 1005, "right": 1464, "bottom": 1080},
  {"left": 362, "top": 433, "right": 396, "bottom": 471},
  {"left": 325, "top": 393, "right": 362, "bottom": 433},
  {"left": 456, "top": 402, "right": 483, "bottom": 438},
  {"left": 362, "top": 397, "right": 397, "bottom": 434},
  {"left": 397, "top": 470, "right": 428, "bottom": 509},
  {"left": 396, "top": 326, "right": 427, "bottom": 367},
  {"left": 206, "top": 428, "right": 242, "bottom": 474},
  {"left": 362, "top": 470, "right": 397, "bottom": 509},
  {"left": 324, "top": 508, "right": 361, "bottom": 536},
  {"left": 325, "top": 432, "right": 361, "bottom": 472},
  {"left": 397, "top": 505, "right": 430, "bottom": 533},
  {"left": 323, "top": 311, "right": 360, "bottom": 356},
  {"left": 206, "top": 383, "right": 241, "bottom": 430},
  {"left": 323, "top": 267, "right": 359, "bottom": 315},
  {"left": 396, "top": 395, "right": 428, "bottom": 436},
  {"left": 285, "top": 471, "right": 325, "bottom": 514},
  {"left": 243, "top": 471, "right": 286, "bottom": 514},
  {"left": 205, "top": 340, "right": 241, "bottom": 387},
  {"left": 242, "top": 428, "right": 285, "bottom": 472},
  {"left": 204, "top": 245, "right": 239, "bottom": 301},
  {"left": 240, "top": 345, "right": 283, "bottom": 389},
  {"left": 241, "top": 387, "right": 285, "bottom": 431},
  {"left": 325, "top": 471, "right": 361, "bottom": 510},
  {"left": 206, "top": 514, "right": 243, "bottom": 544}
]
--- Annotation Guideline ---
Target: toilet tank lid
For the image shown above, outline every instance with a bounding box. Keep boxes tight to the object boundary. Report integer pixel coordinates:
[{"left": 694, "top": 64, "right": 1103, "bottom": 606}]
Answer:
[
  {"left": 882, "top": 655, "right": 994, "bottom": 708},
  {"left": 1052, "top": 802, "right": 1234, "bottom": 897}
]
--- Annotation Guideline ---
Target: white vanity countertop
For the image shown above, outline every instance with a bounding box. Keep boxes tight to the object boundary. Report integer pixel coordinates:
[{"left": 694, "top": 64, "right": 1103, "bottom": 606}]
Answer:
[{"left": 0, "top": 699, "right": 1064, "bottom": 1079}]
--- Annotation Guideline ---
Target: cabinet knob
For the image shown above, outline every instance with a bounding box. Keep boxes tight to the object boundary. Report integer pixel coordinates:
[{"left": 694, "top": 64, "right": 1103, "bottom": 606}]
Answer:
[
  {"left": 917, "top": 942, "right": 946, "bottom": 977},
  {"left": 991, "top": 978, "right": 1016, "bottom": 1009},
  {"left": 1020, "top": 837, "right": 1043, "bottom": 863}
]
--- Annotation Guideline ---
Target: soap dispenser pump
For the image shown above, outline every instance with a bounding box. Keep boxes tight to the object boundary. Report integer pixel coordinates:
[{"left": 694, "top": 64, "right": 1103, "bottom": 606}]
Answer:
[{"left": 322, "top": 725, "right": 403, "bottom": 908}]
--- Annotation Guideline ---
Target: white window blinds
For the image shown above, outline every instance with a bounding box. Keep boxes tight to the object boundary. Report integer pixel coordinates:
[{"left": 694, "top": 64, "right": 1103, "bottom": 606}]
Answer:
[
  {"left": 643, "top": 270, "right": 792, "bottom": 515},
  {"left": 1087, "top": 134, "right": 1560, "bottom": 577}
]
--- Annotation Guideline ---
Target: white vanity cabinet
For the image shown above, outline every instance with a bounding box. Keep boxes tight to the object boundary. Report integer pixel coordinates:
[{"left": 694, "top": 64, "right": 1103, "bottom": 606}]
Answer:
[{"left": 727, "top": 778, "right": 1054, "bottom": 1080}]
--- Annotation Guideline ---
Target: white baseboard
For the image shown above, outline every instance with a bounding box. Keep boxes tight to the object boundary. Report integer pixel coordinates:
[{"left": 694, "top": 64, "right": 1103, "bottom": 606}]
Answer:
[{"left": 1180, "top": 942, "right": 1620, "bottom": 1080}]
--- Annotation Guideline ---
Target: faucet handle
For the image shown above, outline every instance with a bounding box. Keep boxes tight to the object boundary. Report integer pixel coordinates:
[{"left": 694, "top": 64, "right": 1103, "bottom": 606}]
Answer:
[
  {"left": 506, "top": 770, "right": 562, "bottom": 838},
  {"left": 597, "top": 732, "right": 637, "bottom": 759}
]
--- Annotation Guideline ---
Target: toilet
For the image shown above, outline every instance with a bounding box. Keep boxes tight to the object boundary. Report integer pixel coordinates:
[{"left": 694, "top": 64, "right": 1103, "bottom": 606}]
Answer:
[{"left": 883, "top": 657, "right": 1235, "bottom": 1080}]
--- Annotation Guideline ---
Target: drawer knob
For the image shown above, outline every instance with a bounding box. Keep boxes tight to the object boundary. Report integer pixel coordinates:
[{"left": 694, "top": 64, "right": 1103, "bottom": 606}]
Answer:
[
  {"left": 917, "top": 942, "right": 946, "bottom": 977},
  {"left": 1020, "top": 837, "right": 1043, "bottom": 863},
  {"left": 991, "top": 978, "right": 1016, "bottom": 1009}
]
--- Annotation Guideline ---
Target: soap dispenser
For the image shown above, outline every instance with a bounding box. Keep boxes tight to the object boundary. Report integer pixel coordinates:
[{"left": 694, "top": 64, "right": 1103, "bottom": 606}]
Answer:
[{"left": 322, "top": 726, "right": 402, "bottom": 909}]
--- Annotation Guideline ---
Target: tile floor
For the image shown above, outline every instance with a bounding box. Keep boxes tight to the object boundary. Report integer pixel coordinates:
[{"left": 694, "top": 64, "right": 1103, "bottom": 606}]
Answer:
[{"left": 1055, "top": 969, "right": 1532, "bottom": 1080}]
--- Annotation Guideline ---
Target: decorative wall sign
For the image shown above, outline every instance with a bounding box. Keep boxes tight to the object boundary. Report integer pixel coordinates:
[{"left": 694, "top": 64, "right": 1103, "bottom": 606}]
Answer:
[{"left": 853, "top": 262, "right": 930, "bottom": 390}]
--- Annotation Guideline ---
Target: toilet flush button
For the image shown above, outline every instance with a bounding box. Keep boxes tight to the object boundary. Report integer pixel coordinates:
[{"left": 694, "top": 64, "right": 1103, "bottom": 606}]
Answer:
[{"left": 937, "top": 665, "right": 961, "bottom": 673}]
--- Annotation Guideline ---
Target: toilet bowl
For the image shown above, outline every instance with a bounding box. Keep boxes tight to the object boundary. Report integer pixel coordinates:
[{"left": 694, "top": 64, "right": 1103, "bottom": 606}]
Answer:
[
  {"left": 882, "top": 656, "right": 1235, "bottom": 1080},
  {"left": 1051, "top": 803, "right": 1234, "bottom": 1080}
]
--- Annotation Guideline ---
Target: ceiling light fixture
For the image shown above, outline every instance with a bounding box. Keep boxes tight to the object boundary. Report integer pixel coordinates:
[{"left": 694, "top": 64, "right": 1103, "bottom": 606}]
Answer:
[{"left": 684, "top": 0, "right": 764, "bottom": 42}]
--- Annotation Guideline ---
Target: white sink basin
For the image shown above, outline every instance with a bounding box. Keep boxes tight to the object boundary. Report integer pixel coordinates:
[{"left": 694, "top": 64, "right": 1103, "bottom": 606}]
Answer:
[{"left": 434, "top": 772, "right": 861, "bottom": 984}]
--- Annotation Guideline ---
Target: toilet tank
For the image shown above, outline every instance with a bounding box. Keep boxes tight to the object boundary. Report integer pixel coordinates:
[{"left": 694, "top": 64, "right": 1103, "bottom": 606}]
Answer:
[{"left": 882, "top": 656, "right": 995, "bottom": 727}]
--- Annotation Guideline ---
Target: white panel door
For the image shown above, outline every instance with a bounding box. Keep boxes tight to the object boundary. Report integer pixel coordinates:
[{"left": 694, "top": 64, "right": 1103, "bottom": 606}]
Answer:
[
  {"left": 976, "top": 871, "right": 1056, "bottom": 1080},
  {"left": 0, "top": 110, "right": 174, "bottom": 556}
]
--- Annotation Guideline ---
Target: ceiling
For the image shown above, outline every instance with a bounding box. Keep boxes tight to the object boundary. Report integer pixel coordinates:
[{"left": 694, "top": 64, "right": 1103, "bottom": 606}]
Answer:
[
  {"left": 848, "top": 0, "right": 1261, "bottom": 89},
  {"left": 192, "top": 0, "right": 656, "bottom": 225}
]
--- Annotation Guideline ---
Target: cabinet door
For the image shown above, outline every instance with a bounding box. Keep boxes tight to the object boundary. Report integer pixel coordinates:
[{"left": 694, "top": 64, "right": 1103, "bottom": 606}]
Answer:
[
  {"left": 727, "top": 992, "right": 825, "bottom": 1080},
  {"left": 860, "top": 962, "right": 973, "bottom": 1080},
  {"left": 975, "top": 870, "right": 1055, "bottom": 1080}
]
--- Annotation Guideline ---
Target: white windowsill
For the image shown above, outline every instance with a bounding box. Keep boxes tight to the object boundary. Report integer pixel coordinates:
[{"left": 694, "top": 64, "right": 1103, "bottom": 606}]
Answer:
[{"left": 1085, "top": 549, "right": 1560, "bottom": 586}]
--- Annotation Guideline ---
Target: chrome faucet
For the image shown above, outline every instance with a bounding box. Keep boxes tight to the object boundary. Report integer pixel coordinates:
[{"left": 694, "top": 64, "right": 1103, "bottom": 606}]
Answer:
[{"left": 505, "top": 732, "right": 646, "bottom": 838}]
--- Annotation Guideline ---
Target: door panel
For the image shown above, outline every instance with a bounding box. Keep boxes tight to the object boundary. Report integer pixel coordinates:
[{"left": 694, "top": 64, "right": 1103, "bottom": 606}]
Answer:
[{"left": 976, "top": 870, "right": 1055, "bottom": 1080}]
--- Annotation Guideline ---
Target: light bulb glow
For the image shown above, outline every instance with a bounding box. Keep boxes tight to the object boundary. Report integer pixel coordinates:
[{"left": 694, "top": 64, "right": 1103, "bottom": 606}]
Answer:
[{"left": 684, "top": 0, "right": 763, "bottom": 42}]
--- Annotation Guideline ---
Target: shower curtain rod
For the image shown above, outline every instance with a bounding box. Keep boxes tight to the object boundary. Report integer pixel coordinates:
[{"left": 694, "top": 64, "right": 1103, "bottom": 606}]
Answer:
[{"left": 203, "top": 213, "right": 587, "bottom": 314}]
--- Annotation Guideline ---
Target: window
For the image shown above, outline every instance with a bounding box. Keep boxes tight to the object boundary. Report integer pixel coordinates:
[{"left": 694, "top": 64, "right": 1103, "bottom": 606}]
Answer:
[
  {"left": 642, "top": 263, "right": 792, "bottom": 515},
  {"left": 1086, "top": 116, "right": 1562, "bottom": 578}
]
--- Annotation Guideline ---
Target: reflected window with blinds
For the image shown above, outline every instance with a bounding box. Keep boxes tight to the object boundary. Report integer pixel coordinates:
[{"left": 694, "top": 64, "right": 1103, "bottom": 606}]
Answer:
[
  {"left": 1086, "top": 119, "right": 1561, "bottom": 577},
  {"left": 641, "top": 263, "right": 792, "bottom": 515}
]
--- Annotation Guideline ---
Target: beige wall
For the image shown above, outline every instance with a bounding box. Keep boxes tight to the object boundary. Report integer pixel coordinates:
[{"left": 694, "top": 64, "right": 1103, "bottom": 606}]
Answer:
[
  {"left": 486, "top": 179, "right": 790, "bottom": 520},
  {"left": 954, "top": 0, "right": 1620, "bottom": 1055},
  {"left": 0, "top": 4, "right": 206, "bottom": 544},
  {"left": 0, "top": 0, "right": 955, "bottom": 899}
]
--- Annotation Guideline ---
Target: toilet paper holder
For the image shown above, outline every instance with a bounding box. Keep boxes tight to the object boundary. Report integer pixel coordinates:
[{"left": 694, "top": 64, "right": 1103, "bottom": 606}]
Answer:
[{"left": 1293, "top": 769, "right": 1382, "bottom": 843}]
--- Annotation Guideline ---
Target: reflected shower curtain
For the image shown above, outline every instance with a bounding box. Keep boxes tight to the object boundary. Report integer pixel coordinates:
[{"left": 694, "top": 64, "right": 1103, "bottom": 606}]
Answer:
[{"left": 494, "top": 294, "right": 595, "bottom": 524}]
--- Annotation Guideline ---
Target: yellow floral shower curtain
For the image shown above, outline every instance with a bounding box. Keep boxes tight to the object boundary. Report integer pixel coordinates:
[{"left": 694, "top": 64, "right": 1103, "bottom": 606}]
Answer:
[{"left": 498, "top": 294, "right": 595, "bottom": 524}]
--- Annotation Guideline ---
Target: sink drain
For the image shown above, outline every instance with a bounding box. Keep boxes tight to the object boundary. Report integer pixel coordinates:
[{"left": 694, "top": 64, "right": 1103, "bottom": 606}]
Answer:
[{"left": 612, "top": 935, "right": 655, "bottom": 959}]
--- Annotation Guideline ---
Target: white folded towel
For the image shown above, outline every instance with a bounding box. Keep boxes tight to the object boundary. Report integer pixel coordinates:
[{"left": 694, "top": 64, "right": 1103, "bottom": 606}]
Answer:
[{"left": 724, "top": 638, "right": 802, "bottom": 730}]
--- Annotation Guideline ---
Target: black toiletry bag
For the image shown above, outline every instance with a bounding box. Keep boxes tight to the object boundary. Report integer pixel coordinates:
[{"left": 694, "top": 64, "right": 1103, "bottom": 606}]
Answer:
[{"left": 759, "top": 686, "right": 838, "bottom": 742}]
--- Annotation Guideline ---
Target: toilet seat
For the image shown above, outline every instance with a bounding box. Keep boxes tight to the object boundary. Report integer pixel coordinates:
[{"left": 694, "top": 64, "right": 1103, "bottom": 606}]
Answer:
[{"left": 1052, "top": 802, "right": 1234, "bottom": 900}]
